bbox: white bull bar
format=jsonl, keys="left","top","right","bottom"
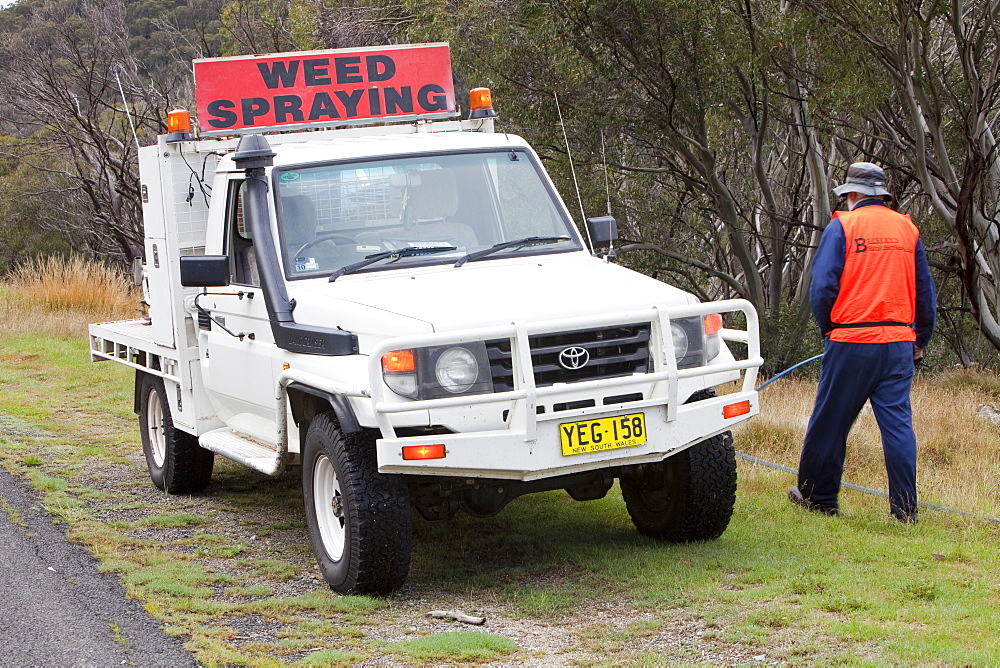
{"left": 367, "top": 299, "right": 763, "bottom": 480}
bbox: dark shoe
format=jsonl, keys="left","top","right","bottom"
{"left": 788, "top": 486, "right": 839, "bottom": 516}
{"left": 892, "top": 512, "right": 918, "bottom": 524}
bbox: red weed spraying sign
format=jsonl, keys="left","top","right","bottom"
{"left": 194, "top": 43, "right": 456, "bottom": 135}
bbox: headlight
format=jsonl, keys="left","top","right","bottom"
{"left": 668, "top": 314, "right": 724, "bottom": 369}
{"left": 670, "top": 316, "right": 712, "bottom": 369}
{"left": 382, "top": 342, "right": 493, "bottom": 399}
{"left": 670, "top": 322, "right": 690, "bottom": 360}
{"left": 435, "top": 347, "right": 479, "bottom": 393}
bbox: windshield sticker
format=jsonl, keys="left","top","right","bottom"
{"left": 280, "top": 172, "right": 300, "bottom": 182}
{"left": 294, "top": 257, "right": 319, "bottom": 272}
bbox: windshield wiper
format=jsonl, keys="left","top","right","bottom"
{"left": 453, "top": 236, "right": 572, "bottom": 268}
{"left": 329, "top": 245, "right": 458, "bottom": 282}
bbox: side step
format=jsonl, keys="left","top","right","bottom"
{"left": 200, "top": 428, "right": 284, "bottom": 476}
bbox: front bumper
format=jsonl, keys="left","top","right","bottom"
{"left": 367, "top": 299, "right": 762, "bottom": 481}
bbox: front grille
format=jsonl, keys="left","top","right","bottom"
{"left": 487, "top": 324, "right": 651, "bottom": 393}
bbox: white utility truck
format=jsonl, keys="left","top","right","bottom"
{"left": 90, "top": 43, "right": 763, "bottom": 595}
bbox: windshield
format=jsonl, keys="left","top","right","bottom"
{"left": 274, "top": 149, "right": 581, "bottom": 279}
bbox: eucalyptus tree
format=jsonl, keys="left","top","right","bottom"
{"left": 0, "top": 149, "right": 74, "bottom": 274}
{"left": 218, "top": 0, "right": 315, "bottom": 54}
{"left": 0, "top": 0, "right": 181, "bottom": 263}
{"left": 792, "top": 0, "right": 1000, "bottom": 354}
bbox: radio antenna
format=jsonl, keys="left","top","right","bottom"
{"left": 600, "top": 129, "right": 616, "bottom": 262}
{"left": 601, "top": 130, "right": 612, "bottom": 215}
{"left": 554, "top": 92, "right": 595, "bottom": 254}
{"left": 114, "top": 67, "right": 141, "bottom": 151}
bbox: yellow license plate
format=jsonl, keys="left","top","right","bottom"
{"left": 559, "top": 412, "right": 647, "bottom": 457}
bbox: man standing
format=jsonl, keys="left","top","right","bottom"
{"left": 790, "top": 162, "right": 936, "bottom": 522}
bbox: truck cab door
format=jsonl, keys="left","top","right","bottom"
{"left": 199, "top": 178, "right": 278, "bottom": 424}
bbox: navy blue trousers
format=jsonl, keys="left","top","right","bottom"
{"left": 798, "top": 341, "right": 917, "bottom": 519}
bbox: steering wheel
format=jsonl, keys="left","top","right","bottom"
{"left": 293, "top": 234, "right": 357, "bottom": 258}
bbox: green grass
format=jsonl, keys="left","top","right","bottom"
{"left": 138, "top": 514, "right": 212, "bottom": 528}
{"left": 386, "top": 631, "right": 519, "bottom": 661}
{"left": 3, "top": 330, "right": 1000, "bottom": 665}
{"left": 226, "top": 584, "right": 273, "bottom": 597}
{"left": 195, "top": 544, "right": 246, "bottom": 558}
{"left": 120, "top": 554, "right": 233, "bottom": 598}
{"left": 513, "top": 584, "right": 577, "bottom": 617}
{"left": 293, "top": 648, "right": 363, "bottom": 666}
{"left": 235, "top": 558, "right": 300, "bottom": 581}
{"left": 1, "top": 496, "right": 27, "bottom": 528}
{"left": 242, "top": 591, "right": 387, "bottom": 617}
{"left": 27, "top": 471, "right": 67, "bottom": 492}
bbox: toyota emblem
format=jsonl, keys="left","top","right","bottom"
{"left": 558, "top": 346, "right": 590, "bottom": 370}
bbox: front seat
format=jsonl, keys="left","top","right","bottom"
{"left": 404, "top": 170, "right": 479, "bottom": 249}
{"left": 281, "top": 195, "right": 318, "bottom": 257}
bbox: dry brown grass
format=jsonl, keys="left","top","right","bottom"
{"left": 740, "top": 370, "right": 1000, "bottom": 517}
{"left": 0, "top": 255, "right": 141, "bottom": 338}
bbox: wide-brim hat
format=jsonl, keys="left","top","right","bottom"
{"left": 832, "top": 161, "right": 893, "bottom": 199}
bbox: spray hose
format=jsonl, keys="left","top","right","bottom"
{"left": 746, "top": 354, "right": 1000, "bottom": 524}
{"left": 754, "top": 354, "right": 824, "bottom": 392}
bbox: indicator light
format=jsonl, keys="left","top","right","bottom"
{"left": 382, "top": 350, "right": 416, "bottom": 373}
{"left": 167, "top": 109, "right": 192, "bottom": 134}
{"left": 468, "top": 87, "right": 498, "bottom": 119}
{"left": 401, "top": 444, "right": 446, "bottom": 460}
{"left": 165, "top": 109, "right": 193, "bottom": 142}
{"left": 704, "top": 313, "right": 723, "bottom": 336}
{"left": 723, "top": 400, "right": 751, "bottom": 419}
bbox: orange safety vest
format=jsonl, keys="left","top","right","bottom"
{"left": 828, "top": 205, "right": 920, "bottom": 344}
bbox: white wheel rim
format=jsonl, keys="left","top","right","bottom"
{"left": 313, "top": 454, "right": 346, "bottom": 561}
{"left": 145, "top": 388, "right": 166, "bottom": 467}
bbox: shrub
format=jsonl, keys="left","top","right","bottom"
{"left": 1, "top": 255, "right": 139, "bottom": 337}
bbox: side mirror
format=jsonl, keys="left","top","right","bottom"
{"left": 180, "top": 255, "right": 231, "bottom": 287}
{"left": 586, "top": 216, "right": 618, "bottom": 247}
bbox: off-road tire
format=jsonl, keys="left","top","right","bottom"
{"left": 138, "top": 373, "right": 214, "bottom": 494}
{"left": 302, "top": 412, "right": 412, "bottom": 595}
{"left": 620, "top": 390, "right": 737, "bottom": 541}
